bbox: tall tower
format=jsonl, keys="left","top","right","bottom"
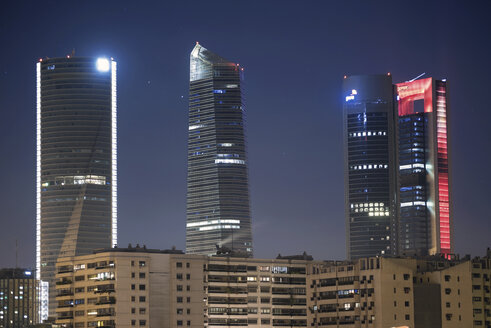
{"left": 395, "top": 78, "right": 452, "bottom": 257}
{"left": 36, "top": 56, "right": 117, "bottom": 316}
{"left": 186, "top": 43, "right": 253, "bottom": 256}
{"left": 343, "top": 75, "right": 398, "bottom": 259}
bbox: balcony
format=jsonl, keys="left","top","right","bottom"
{"left": 57, "top": 290, "right": 74, "bottom": 297}
{"left": 94, "top": 289, "right": 115, "bottom": 294}
{"left": 56, "top": 280, "right": 73, "bottom": 285}
{"left": 57, "top": 266, "right": 73, "bottom": 274}
{"left": 96, "top": 312, "right": 116, "bottom": 317}
{"left": 58, "top": 314, "right": 74, "bottom": 320}
{"left": 57, "top": 304, "right": 74, "bottom": 308}
{"left": 96, "top": 298, "right": 116, "bottom": 305}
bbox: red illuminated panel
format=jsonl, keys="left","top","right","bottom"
{"left": 396, "top": 78, "right": 433, "bottom": 116}
{"left": 436, "top": 82, "right": 451, "bottom": 257}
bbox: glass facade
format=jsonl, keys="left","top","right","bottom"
{"left": 36, "top": 56, "right": 117, "bottom": 316}
{"left": 343, "top": 75, "right": 397, "bottom": 259}
{"left": 398, "top": 113, "right": 431, "bottom": 255}
{"left": 186, "top": 44, "right": 253, "bottom": 256}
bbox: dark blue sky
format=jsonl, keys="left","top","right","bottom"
{"left": 1, "top": 1, "right": 490, "bottom": 268}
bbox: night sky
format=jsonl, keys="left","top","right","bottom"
{"left": 1, "top": 1, "right": 490, "bottom": 268}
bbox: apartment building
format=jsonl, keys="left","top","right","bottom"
{"left": 54, "top": 246, "right": 206, "bottom": 328}
{"left": 307, "top": 251, "right": 491, "bottom": 328}
{"left": 55, "top": 247, "right": 490, "bottom": 328}
{"left": 205, "top": 254, "right": 312, "bottom": 328}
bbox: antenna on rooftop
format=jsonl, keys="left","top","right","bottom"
{"left": 407, "top": 72, "right": 426, "bottom": 82}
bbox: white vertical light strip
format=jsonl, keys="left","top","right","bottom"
{"left": 36, "top": 62, "right": 41, "bottom": 281}
{"left": 111, "top": 60, "right": 117, "bottom": 247}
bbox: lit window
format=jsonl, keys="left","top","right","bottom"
{"left": 215, "top": 159, "right": 245, "bottom": 165}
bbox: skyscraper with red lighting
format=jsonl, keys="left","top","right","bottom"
{"left": 343, "top": 75, "right": 453, "bottom": 259}
{"left": 395, "top": 78, "right": 453, "bottom": 257}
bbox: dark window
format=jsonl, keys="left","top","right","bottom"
{"left": 177, "top": 297, "right": 183, "bottom": 303}
{"left": 131, "top": 284, "right": 135, "bottom": 290}
{"left": 177, "top": 321, "right": 183, "bottom": 326}
{"left": 186, "top": 263, "right": 190, "bottom": 268}
{"left": 139, "top": 272, "right": 145, "bottom": 279}
{"left": 405, "top": 315, "right": 410, "bottom": 320}
{"left": 177, "top": 273, "right": 183, "bottom": 280}
{"left": 139, "top": 296, "right": 146, "bottom": 302}
{"left": 403, "top": 274, "right": 410, "bottom": 280}
{"left": 131, "top": 272, "right": 135, "bottom": 278}
{"left": 131, "top": 308, "right": 135, "bottom": 314}
{"left": 139, "top": 284, "right": 146, "bottom": 291}
{"left": 177, "top": 308, "right": 183, "bottom": 314}
{"left": 139, "top": 261, "right": 146, "bottom": 267}
{"left": 186, "top": 274, "right": 191, "bottom": 280}
{"left": 177, "top": 285, "right": 183, "bottom": 291}
{"left": 177, "top": 262, "right": 183, "bottom": 268}
{"left": 187, "top": 297, "right": 191, "bottom": 303}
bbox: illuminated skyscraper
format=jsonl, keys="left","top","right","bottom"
{"left": 186, "top": 43, "right": 253, "bottom": 256}
{"left": 395, "top": 78, "right": 453, "bottom": 257}
{"left": 343, "top": 75, "right": 398, "bottom": 259}
{"left": 343, "top": 74, "right": 453, "bottom": 259}
{"left": 36, "top": 56, "right": 117, "bottom": 316}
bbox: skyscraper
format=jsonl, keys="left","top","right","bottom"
{"left": 343, "top": 75, "right": 398, "bottom": 259}
{"left": 186, "top": 43, "right": 253, "bottom": 256}
{"left": 396, "top": 77, "right": 452, "bottom": 257}
{"left": 36, "top": 56, "right": 117, "bottom": 315}
{"left": 343, "top": 74, "right": 453, "bottom": 259}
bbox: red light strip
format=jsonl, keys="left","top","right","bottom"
{"left": 436, "top": 83, "right": 451, "bottom": 257}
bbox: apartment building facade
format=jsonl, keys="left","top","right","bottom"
{"left": 204, "top": 255, "right": 311, "bottom": 328}
{"left": 55, "top": 248, "right": 490, "bottom": 328}
{"left": 54, "top": 247, "right": 206, "bottom": 328}
{"left": 307, "top": 252, "right": 491, "bottom": 328}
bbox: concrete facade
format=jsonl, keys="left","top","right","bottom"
{"left": 55, "top": 249, "right": 491, "bottom": 328}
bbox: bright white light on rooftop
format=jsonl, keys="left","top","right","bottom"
{"left": 96, "top": 58, "right": 110, "bottom": 72}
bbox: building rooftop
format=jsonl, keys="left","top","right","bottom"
{"left": 94, "top": 244, "right": 184, "bottom": 255}
{"left": 0, "top": 268, "right": 35, "bottom": 279}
